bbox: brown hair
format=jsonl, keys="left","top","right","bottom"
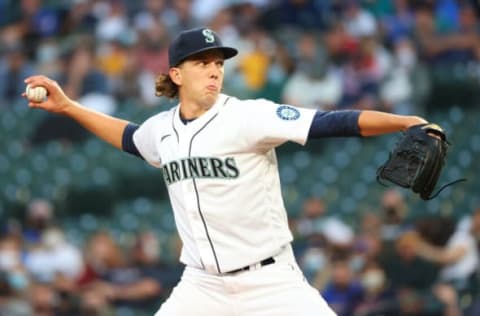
{"left": 155, "top": 73, "right": 179, "bottom": 99}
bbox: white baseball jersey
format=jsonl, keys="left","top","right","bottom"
{"left": 133, "top": 93, "right": 316, "bottom": 274}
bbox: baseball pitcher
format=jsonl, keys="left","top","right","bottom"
{"left": 24, "top": 28, "right": 431, "bottom": 316}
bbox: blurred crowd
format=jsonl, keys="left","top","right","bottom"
{"left": 1, "top": 198, "right": 183, "bottom": 316}
{"left": 1, "top": 0, "right": 480, "bottom": 115}
{"left": 292, "top": 189, "right": 480, "bottom": 316}
{"left": 2, "top": 0, "right": 480, "bottom": 315}
{"left": 1, "top": 190, "right": 480, "bottom": 316}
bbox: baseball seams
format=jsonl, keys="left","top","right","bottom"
{"left": 26, "top": 84, "right": 48, "bottom": 102}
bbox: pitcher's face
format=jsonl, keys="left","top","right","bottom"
{"left": 172, "top": 49, "right": 225, "bottom": 113}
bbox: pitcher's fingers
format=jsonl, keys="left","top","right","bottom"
{"left": 24, "top": 75, "right": 55, "bottom": 87}
{"left": 25, "top": 75, "right": 49, "bottom": 82}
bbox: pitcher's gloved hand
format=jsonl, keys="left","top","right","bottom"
{"left": 377, "top": 123, "right": 464, "bottom": 200}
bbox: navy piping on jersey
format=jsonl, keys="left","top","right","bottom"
{"left": 172, "top": 109, "right": 179, "bottom": 143}
{"left": 122, "top": 123, "right": 142, "bottom": 158}
{"left": 160, "top": 134, "right": 172, "bottom": 142}
{"left": 308, "top": 110, "right": 361, "bottom": 139}
{"left": 180, "top": 117, "right": 196, "bottom": 125}
{"left": 188, "top": 96, "right": 230, "bottom": 274}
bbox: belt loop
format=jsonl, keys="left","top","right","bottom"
{"left": 225, "top": 256, "right": 276, "bottom": 274}
{"left": 252, "top": 262, "right": 262, "bottom": 271}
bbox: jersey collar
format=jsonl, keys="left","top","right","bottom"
{"left": 173, "top": 94, "right": 229, "bottom": 133}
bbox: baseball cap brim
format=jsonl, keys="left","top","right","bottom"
{"left": 172, "top": 46, "right": 238, "bottom": 67}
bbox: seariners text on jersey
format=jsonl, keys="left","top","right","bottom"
{"left": 162, "top": 156, "right": 239, "bottom": 185}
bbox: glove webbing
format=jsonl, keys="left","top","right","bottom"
{"left": 411, "top": 136, "right": 466, "bottom": 200}
{"left": 413, "top": 137, "right": 445, "bottom": 199}
{"left": 377, "top": 127, "right": 467, "bottom": 200}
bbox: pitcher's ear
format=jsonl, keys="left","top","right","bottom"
{"left": 169, "top": 68, "right": 181, "bottom": 85}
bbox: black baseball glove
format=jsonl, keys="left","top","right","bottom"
{"left": 376, "top": 123, "right": 464, "bottom": 200}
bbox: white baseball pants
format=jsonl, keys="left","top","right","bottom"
{"left": 154, "top": 245, "right": 337, "bottom": 316}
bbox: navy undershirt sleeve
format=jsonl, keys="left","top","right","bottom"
{"left": 122, "top": 123, "right": 143, "bottom": 158}
{"left": 307, "top": 110, "right": 362, "bottom": 139}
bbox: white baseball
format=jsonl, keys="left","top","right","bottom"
{"left": 26, "top": 84, "right": 48, "bottom": 102}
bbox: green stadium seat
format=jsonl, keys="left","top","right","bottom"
{"left": 78, "top": 213, "right": 100, "bottom": 233}
{"left": 1, "top": 111, "right": 18, "bottom": 133}
{"left": 292, "top": 150, "right": 312, "bottom": 170}
{"left": 279, "top": 164, "right": 298, "bottom": 185}
{"left": 118, "top": 211, "right": 140, "bottom": 231}
{"left": 83, "top": 138, "right": 104, "bottom": 159}
{"left": 131, "top": 197, "right": 155, "bottom": 216}
{"left": 332, "top": 150, "right": 351, "bottom": 170}
{"left": 471, "top": 135, "right": 480, "bottom": 153}
{"left": 0, "top": 154, "right": 11, "bottom": 175}
{"left": 44, "top": 141, "right": 65, "bottom": 159}
{"left": 448, "top": 106, "right": 464, "bottom": 125}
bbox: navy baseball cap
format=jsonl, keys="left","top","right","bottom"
{"left": 168, "top": 28, "right": 238, "bottom": 67}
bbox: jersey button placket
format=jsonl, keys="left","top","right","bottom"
{"left": 181, "top": 131, "right": 218, "bottom": 273}
{"left": 177, "top": 132, "right": 212, "bottom": 271}
{"left": 186, "top": 180, "right": 217, "bottom": 273}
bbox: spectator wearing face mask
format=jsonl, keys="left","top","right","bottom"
{"left": 282, "top": 33, "right": 342, "bottom": 111}
{"left": 408, "top": 214, "right": 479, "bottom": 316}
{"left": 0, "top": 42, "right": 36, "bottom": 106}
{"left": 131, "top": 231, "right": 183, "bottom": 299}
{"left": 322, "top": 257, "right": 365, "bottom": 316}
{"left": 0, "top": 270, "right": 32, "bottom": 316}
{"left": 354, "top": 261, "right": 397, "bottom": 316}
{"left": 464, "top": 208, "right": 480, "bottom": 316}
{"left": 379, "top": 189, "right": 409, "bottom": 242}
{"left": 22, "top": 198, "right": 55, "bottom": 246}
{"left": 24, "top": 226, "right": 84, "bottom": 283}
{"left": 0, "top": 234, "right": 32, "bottom": 316}
{"left": 79, "top": 230, "right": 165, "bottom": 314}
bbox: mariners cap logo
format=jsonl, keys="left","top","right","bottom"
{"left": 168, "top": 27, "right": 238, "bottom": 67}
{"left": 276, "top": 105, "right": 300, "bottom": 121}
{"left": 202, "top": 29, "right": 215, "bottom": 43}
